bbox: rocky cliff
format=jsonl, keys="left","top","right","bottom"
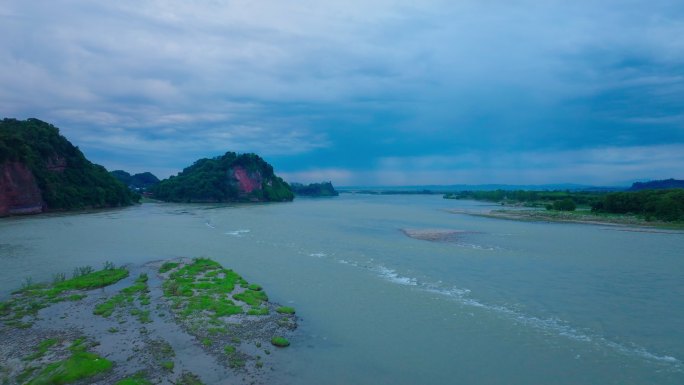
{"left": 0, "top": 118, "right": 137, "bottom": 216}
{"left": 151, "top": 152, "right": 294, "bottom": 203}
{"left": 0, "top": 162, "right": 44, "bottom": 215}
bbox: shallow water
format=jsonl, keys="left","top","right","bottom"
{"left": 1, "top": 195, "right": 683, "bottom": 384}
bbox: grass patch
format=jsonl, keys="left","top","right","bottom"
{"left": 1, "top": 266, "right": 129, "bottom": 328}
{"left": 232, "top": 289, "right": 268, "bottom": 307}
{"left": 276, "top": 306, "right": 295, "bottom": 315}
{"left": 247, "top": 307, "right": 269, "bottom": 316}
{"left": 270, "top": 336, "right": 290, "bottom": 348}
{"left": 24, "top": 338, "right": 58, "bottom": 361}
{"left": 247, "top": 284, "right": 262, "bottom": 291}
{"left": 224, "top": 345, "right": 236, "bottom": 355}
{"left": 115, "top": 374, "right": 153, "bottom": 385}
{"left": 159, "top": 262, "right": 179, "bottom": 273}
{"left": 161, "top": 361, "right": 175, "bottom": 371}
{"left": 27, "top": 340, "right": 112, "bottom": 385}
{"left": 177, "top": 371, "right": 205, "bottom": 385}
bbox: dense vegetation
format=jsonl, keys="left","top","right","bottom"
{"left": 629, "top": 178, "right": 684, "bottom": 191}
{"left": 110, "top": 170, "right": 159, "bottom": 191}
{"left": 290, "top": 181, "right": 339, "bottom": 196}
{"left": 0, "top": 118, "right": 138, "bottom": 210}
{"left": 444, "top": 190, "right": 602, "bottom": 208}
{"left": 151, "top": 152, "right": 293, "bottom": 202}
{"left": 592, "top": 189, "right": 684, "bottom": 222}
{"left": 445, "top": 188, "right": 684, "bottom": 222}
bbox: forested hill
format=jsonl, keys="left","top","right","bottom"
{"left": 0, "top": 118, "right": 137, "bottom": 216}
{"left": 151, "top": 152, "right": 293, "bottom": 203}
{"left": 290, "top": 181, "right": 339, "bottom": 197}
{"left": 111, "top": 170, "right": 159, "bottom": 191}
{"left": 629, "top": 179, "right": 684, "bottom": 191}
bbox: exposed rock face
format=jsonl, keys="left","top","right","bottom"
{"left": 0, "top": 162, "right": 44, "bottom": 216}
{"left": 230, "top": 166, "right": 263, "bottom": 195}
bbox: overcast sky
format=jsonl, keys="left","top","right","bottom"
{"left": 2, "top": 0, "right": 683, "bottom": 186}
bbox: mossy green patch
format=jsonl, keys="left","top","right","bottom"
{"left": 115, "top": 375, "right": 153, "bottom": 385}
{"left": 247, "top": 284, "right": 262, "bottom": 291}
{"left": 177, "top": 371, "right": 205, "bottom": 385}
{"left": 276, "top": 306, "right": 296, "bottom": 315}
{"left": 27, "top": 350, "right": 112, "bottom": 385}
{"left": 161, "top": 361, "right": 174, "bottom": 371}
{"left": 232, "top": 289, "right": 268, "bottom": 307}
{"left": 247, "top": 307, "right": 269, "bottom": 316}
{"left": 270, "top": 336, "right": 290, "bottom": 348}
{"left": 24, "top": 338, "right": 58, "bottom": 361}
{"left": 159, "top": 262, "right": 179, "bottom": 273}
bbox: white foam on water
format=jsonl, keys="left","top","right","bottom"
{"left": 375, "top": 266, "right": 418, "bottom": 286}
{"left": 365, "top": 262, "right": 681, "bottom": 370}
{"left": 205, "top": 222, "right": 216, "bottom": 229}
{"left": 225, "top": 229, "right": 250, "bottom": 236}
{"left": 423, "top": 282, "right": 681, "bottom": 369}
{"left": 310, "top": 253, "right": 327, "bottom": 258}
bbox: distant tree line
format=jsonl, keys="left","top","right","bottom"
{"left": 445, "top": 188, "right": 684, "bottom": 221}
{"left": 592, "top": 189, "right": 684, "bottom": 222}
{"left": 0, "top": 118, "right": 138, "bottom": 210}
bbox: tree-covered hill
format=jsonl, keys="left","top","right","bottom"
{"left": 0, "top": 118, "right": 137, "bottom": 214}
{"left": 629, "top": 179, "right": 684, "bottom": 191}
{"left": 151, "top": 152, "right": 293, "bottom": 203}
{"left": 290, "top": 181, "right": 339, "bottom": 197}
{"left": 111, "top": 170, "right": 160, "bottom": 191}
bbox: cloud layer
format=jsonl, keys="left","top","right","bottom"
{"left": 2, "top": 0, "right": 683, "bottom": 184}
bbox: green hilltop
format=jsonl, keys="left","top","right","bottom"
{"left": 0, "top": 118, "right": 137, "bottom": 213}
{"left": 151, "top": 152, "right": 294, "bottom": 203}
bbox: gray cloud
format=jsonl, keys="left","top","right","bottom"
{"left": 2, "top": 0, "right": 683, "bottom": 183}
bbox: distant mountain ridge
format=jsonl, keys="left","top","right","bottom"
{"left": 629, "top": 179, "right": 684, "bottom": 191}
{"left": 110, "top": 170, "right": 160, "bottom": 191}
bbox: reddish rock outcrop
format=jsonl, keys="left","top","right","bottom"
{"left": 229, "top": 166, "right": 263, "bottom": 195}
{"left": 0, "top": 162, "right": 45, "bottom": 216}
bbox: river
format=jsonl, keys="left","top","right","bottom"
{"left": 1, "top": 194, "right": 682, "bottom": 384}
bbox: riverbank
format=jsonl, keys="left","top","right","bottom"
{"left": 449, "top": 208, "right": 684, "bottom": 231}
{"left": 0, "top": 258, "right": 297, "bottom": 385}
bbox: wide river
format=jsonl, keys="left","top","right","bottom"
{"left": 1, "top": 194, "right": 683, "bottom": 384}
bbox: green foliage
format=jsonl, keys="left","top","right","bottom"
{"left": 275, "top": 306, "right": 296, "bottom": 315}
{"left": 0, "top": 118, "right": 139, "bottom": 210}
{"left": 24, "top": 338, "right": 58, "bottom": 361}
{"left": 27, "top": 341, "right": 112, "bottom": 385}
{"left": 550, "top": 198, "right": 577, "bottom": 211}
{"left": 159, "top": 262, "right": 179, "bottom": 273}
{"left": 592, "top": 189, "right": 684, "bottom": 222}
{"left": 151, "top": 152, "right": 293, "bottom": 203}
{"left": 232, "top": 289, "right": 268, "bottom": 307}
{"left": 115, "top": 373, "right": 153, "bottom": 385}
{"left": 444, "top": 189, "right": 602, "bottom": 207}
{"left": 290, "top": 181, "right": 339, "bottom": 196}
{"left": 110, "top": 170, "right": 159, "bottom": 191}
{"left": 270, "top": 336, "right": 290, "bottom": 347}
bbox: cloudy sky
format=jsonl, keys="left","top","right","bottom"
{"left": 2, "top": 0, "right": 684, "bottom": 186}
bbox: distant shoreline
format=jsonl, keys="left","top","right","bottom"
{"left": 449, "top": 208, "right": 684, "bottom": 231}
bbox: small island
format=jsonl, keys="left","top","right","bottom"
{"left": 0, "top": 258, "right": 297, "bottom": 385}
{"left": 151, "top": 152, "right": 294, "bottom": 203}
{"left": 290, "top": 181, "right": 339, "bottom": 197}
